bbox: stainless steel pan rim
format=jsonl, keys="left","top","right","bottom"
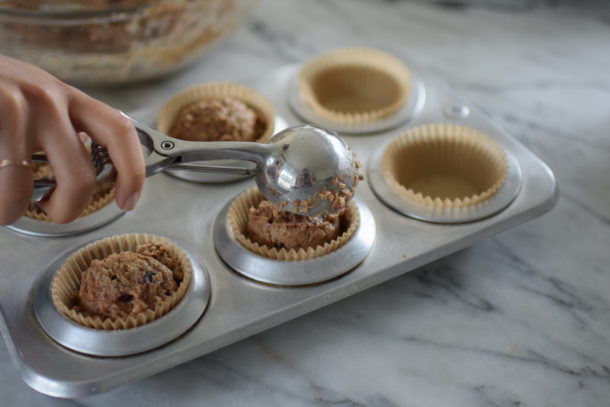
{"left": 287, "top": 68, "right": 426, "bottom": 135}
{"left": 368, "top": 141, "right": 523, "bottom": 224}
{"left": 5, "top": 202, "right": 124, "bottom": 238}
{"left": 213, "top": 197, "right": 376, "bottom": 286}
{"left": 33, "top": 241, "right": 211, "bottom": 357}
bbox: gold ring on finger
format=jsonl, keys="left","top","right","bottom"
{"left": 0, "top": 159, "right": 31, "bottom": 169}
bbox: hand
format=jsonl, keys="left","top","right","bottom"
{"left": 0, "top": 55, "right": 145, "bottom": 224}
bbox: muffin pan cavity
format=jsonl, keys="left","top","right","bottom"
{"left": 214, "top": 190, "right": 375, "bottom": 286}
{"left": 225, "top": 187, "right": 359, "bottom": 261}
{"left": 34, "top": 234, "right": 210, "bottom": 357}
{"left": 289, "top": 47, "right": 425, "bottom": 134}
{"left": 369, "top": 123, "right": 522, "bottom": 223}
{"left": 157, "top": 82, "right": 276, "bottom": 183}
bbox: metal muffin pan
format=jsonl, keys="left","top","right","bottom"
{"left": 0, "top": 54, "right": 557, "bottom": 398}
{"left": 214, "top": 197, "right": 376, "bottom": 286}
{"left": 34, "top": 242, "right": 211, "bottom": 357}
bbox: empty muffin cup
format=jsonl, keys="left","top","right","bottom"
{"left": 51, "top": 233, "right": 192, "bottom": 330}
{"left": 227, "top": 187, "right": 359, "bottom": 261}
{"left": 157, "top": 82, "right": 276, "bottom": 183}
{"left": 382, "top": 124, "right": 508, "bottom": 209}
{"left": 298, "top": 47, "right": 412, "bottom": 126}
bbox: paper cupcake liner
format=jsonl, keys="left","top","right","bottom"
{"left": 298, "top": 47, "right": 411, "bottom": 125}
{"left": 382, "top": 124, "right": 508, "bottom": 209}
{"left": 157, "top": 81, "right": 275, "bottom": 142}
{"left": 227, "top": 188, "right": 359, "bottom": 261}
{"left": 51, "top": 233, "right": 193, "bottom": 330}
{"left": 25, "top": 185, "right": 116, "bottom": 221}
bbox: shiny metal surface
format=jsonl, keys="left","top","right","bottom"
{"left": 253, "top": 125, "right": 358, "bottom": 216}
{"left": 288, "top": 67, "right": 426, "bottom": 134}
{"left": 33, "top": 244, "right": 211, "bottom": 357}
{"left": 443, "top": 104, "right": 471, "bottom": 119}
{"left": 214, "top": 199, "right": 376, "bottom": 286}
{"left": 166, "top": 159, "right": 257, "bottom": 183}
{"left": 0, "top": 62, "right": 558, "bottom": 398}
{"left": 136, "top": 120, "right": 359, "bottom": 216}
{"left": 368, "top": 143, "right": 522, "bottom": 223}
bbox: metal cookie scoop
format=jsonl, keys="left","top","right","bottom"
{"left": 32, "top": 121, "right": 359, "bottom": 216}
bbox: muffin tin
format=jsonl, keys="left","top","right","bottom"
{"left": 0, "top": 49, "right": 557, "bottom": 398}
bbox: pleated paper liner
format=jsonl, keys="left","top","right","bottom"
{"left": 157, "top": 81, "right": 275, "bottom": 142}
{"left": 25, "top": 185, "right": 116, "bottom": 221}
{"left": 298, "top": 47, "right": 411, "bottom": 126}
{"left": 382, "top": 124, "right": 508, "bottom": 209}
{"left": 227, "top": 187, "right": 359, "bottom": 261}
{"left": 51, "top": 233, "right": 193, "bottom": 331}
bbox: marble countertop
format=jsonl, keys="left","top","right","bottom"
{"left": 3, "top": 0, "right": 610, "bottom": 405}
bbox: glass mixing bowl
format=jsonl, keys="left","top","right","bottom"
{"left": 0, "top": 0, "right": 259, "bottom": 85}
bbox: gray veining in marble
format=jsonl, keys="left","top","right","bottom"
{"left": 2, "top": 0, "right": 610, "bottom": 405}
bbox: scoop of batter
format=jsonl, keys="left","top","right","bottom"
{"left": 246, "top": 200, "right": 346, "bottom": 250}
{"left": 170, "top": 97, "right": 266, "bottom": 142}
{"left": 78, "top": 251, "right": 178, "bottom": 320}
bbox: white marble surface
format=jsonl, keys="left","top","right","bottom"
{"left": 3, "top": 0, "right": 610, "bottom": 405}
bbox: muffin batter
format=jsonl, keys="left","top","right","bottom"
{"left": 246, "top": 200, "right": 346, "bottom": 250}
{"left": 78, "top": 251, "right": 178, "bottom": 320}
{"left": 135, "top": 242, "right": 184, "bottom": 281}
{"left": 170, "top": 97, "right": 266, "bottom": 142}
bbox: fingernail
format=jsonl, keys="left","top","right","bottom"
{"left": 122, "top": 192, "right": 140, "bottom": 211}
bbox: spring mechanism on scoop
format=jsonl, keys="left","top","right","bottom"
{"left": 91, "top": 143, "right": 112, "bottom": 174}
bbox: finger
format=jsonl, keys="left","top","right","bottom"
{"left": 0, "top": 82, "right": 33, "bottom": 225}
{"left": 68, "top": 90, "right": 145, "bottom": 211}
{"left": 36, "top": 109, "right": 97, "bottom": 224}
